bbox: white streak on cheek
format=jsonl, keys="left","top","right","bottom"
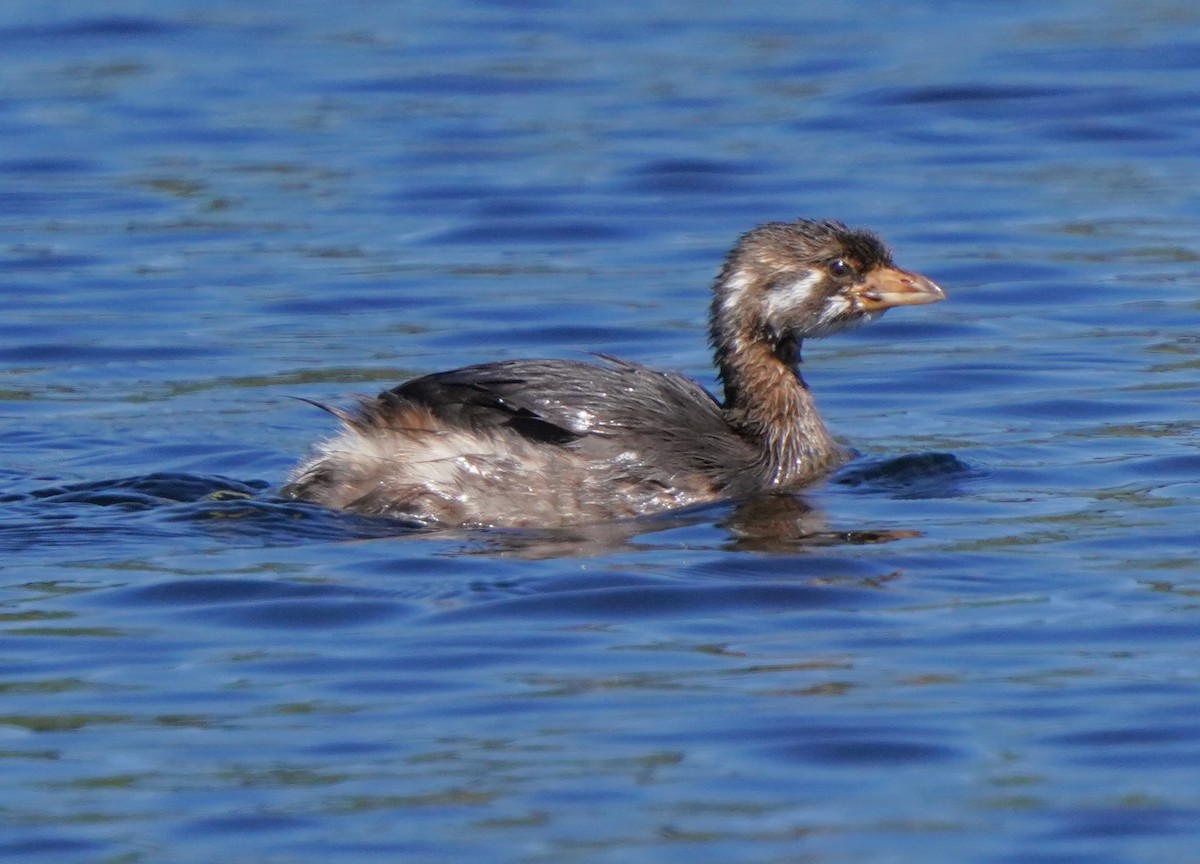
{"left": 763, "top": 270, "right": 823, "bottom": 321}
{"left": 816, "top": 296, "right": 851, "bottom": 328}
{"left": 805, "top": 296, "right": 876, "bottom": 338}
{"left": 719, "top": 270, "right": 754, "bottom": 317}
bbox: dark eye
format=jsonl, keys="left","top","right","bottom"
{"left": 828, "top": 259, "right": 855, "bottom": 280}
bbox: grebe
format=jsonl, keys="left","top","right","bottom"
{"left": 283, "top": 219, "right": 944, "bottom": 527}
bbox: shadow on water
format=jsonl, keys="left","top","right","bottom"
{"left": 833, "top": 452, "right": 986, "bottom": 499}
{"left": 0, "top": 472, "right": 399, "bottom": 549}
{"left": 1, "top": 451, "right": 977, "bottom": 557}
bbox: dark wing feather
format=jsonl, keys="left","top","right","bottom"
{"left": 385, "top": 357, "right": 729, "bottom": 443}
{"left": 385, "top": 362, "right": 583, "bottom": 444}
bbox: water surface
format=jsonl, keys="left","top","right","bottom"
{"left": 3, "top": 1, "right": 1200, "bottom": 862}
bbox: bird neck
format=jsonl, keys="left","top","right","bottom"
{"left": 717, "top": 337, "right": 842, "bottom": 486}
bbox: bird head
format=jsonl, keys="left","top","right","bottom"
{"left": 710, "top": 219, "right": 944, "bottom": 363}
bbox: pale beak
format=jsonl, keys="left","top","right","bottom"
{"left": 850, "top": 266, "right": 945, "bottom": 312}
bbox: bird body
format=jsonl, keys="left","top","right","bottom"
{"left": 283, "top": 219, "right": 944, "bottom": 527}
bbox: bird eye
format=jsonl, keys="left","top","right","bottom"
{"left": 827, "top": 259, "right": 855, "bottom": 280}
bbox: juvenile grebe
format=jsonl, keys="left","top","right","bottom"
{"left": 283, "top": 219, "right": 944, "bottom": 527}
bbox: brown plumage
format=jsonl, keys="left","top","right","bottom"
{"left": 283, "top": 219, "right": 944, "bottom": 527}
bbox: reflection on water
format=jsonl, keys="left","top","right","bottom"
{"left": 4, "top": 0, "right": 1200, "bottom": 862}
{"left": 4, "top": 460, "right": 945, "bottom": 558}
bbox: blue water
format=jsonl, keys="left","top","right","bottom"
{"left": 4, "top": 1, "right": 1200, "bottom": 861}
